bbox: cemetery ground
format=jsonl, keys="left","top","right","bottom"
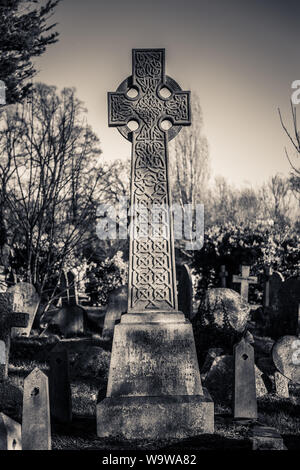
{"left": 6, "top": 328, "right": 300, "bottom": 451}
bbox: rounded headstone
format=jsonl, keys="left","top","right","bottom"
{"left": 272, "top": 335, "right": 300, "bottom": 384}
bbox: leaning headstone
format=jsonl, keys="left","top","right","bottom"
{"left": 49, "top": 344, "right": 72, "bottom": 424}
{"left": 272, "top": 335, "right": 300, "bottom": 384}
{"left": 232, "top": 265, "right": 257, "bottom": 303}
{"left": 176, "top": 264, "right": 193, "bottom": 319}
{"left": 233, "top": 337, "right": 257, "bottom": 420}
{"left": 0, "top": 293, "right": 29, "bottom": 380}
{"left": 250, "top": 424, "right": 287, "bottom": 450}
{"left": 219, "top": 265, "right": 228, "bottom": 288}
{"left": 22, "top": 368, "right": 51, "bottom": 450}
{"left": 0, "top": 412, "right": 22, "bottom": 450}
{"left": 274, "top": 371, "right": 289, "bottom": 398}
{"left": 102, "top": 286, "right": 127, "bottom": 339}
{"left": 97, "top": 48, "right": 214, "bottom": 440}
{"left": 9, "top": 282, "right": 40, "bottom": 337}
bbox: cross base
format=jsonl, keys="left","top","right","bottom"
{"left": 97, "top": 392, "right": 214, "bottom": 440}
{"left": 97, "top": 312, "right": 214, "bottom": 439}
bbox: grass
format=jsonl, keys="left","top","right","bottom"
{"left": 2, "top": 333, "right": 300, "bottom": 450}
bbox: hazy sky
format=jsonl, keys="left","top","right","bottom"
{"left": 36, "top": 0, "right": 300, "bottom": 187}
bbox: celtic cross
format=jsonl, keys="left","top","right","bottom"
{"left": 108, "top": 49, "right": 191, "bottom": 312}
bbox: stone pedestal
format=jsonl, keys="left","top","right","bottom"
{"left": 97, "top": 313, "right": 214, "bottom": 439}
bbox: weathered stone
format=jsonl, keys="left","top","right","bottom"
{"left": 22, "top": 368, "right": 51, "bottom": 450}
{"left": 0, "top": 382, "right": 23, "bottom": 419}
{"left": 176, "top": 264, "right": 193, "bottom": 319}
{"left": 67, "top": 271, "right": 78, "bottom": 306}
{"left": 204, "top": 355, "right": 267, "bottom": 406}
{"left": 200, "top": 288, "right": 251, "bottom": 333}
{"left": 71, "top": 346, "right": 110, "bottom": 380}
{"left": 49, "top": 344, "right": 72, "bottom": 424}
{"left": 46, "top": 305, "right": 85, "bottom": 337}
{"left": 232, "top": 265, "right": 257, "bottom": 302}
{"left": 97, "top": 48, "right": 213, "bottom": 440}
{"left": 233, "top": 338, "right": 257, "bottom": 420}
{"left": 250, "top": 425, "right": 287, "bottom": 450}
{"left": 102, "top": 286, "right": 127, "bottom": 339}
{"left": 0, "top": 412, "right": 21, "bottom": 450}
{"left": 272, "top": 335, "right": 300, "bottom": 384}
{"left": 274, "top": 371, "right": 289, "bottom": 398}
{"left": 201, "top": 348, "right": 224, "bottom": 375}
{"left": 9, "top": 282, "right": 40, "bottom": 337}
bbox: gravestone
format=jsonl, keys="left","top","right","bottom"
{"left": 45, "top": 270, "right": 85, "bottom": 337}
{"left": 102, "top": 286, "right": 127, "bottom": 339}
{"left": 274, "top": 371, "right": 289, "bottom": 398}
{"left": 49, "top": 344, "right": 72, "bottom": 424}
{"left": 219, "top": 265, "right": 228, "bottom": 288}
{"left": 233, "top": 337, "right": 257, "bottom": 420}
{"left": 263, "top": 267, "right": 272, "bottom": 308}
{"left": 269, "top": 271, "right": 284, "bottom": 313}
{"left": 250, "top": 424, "right": 287, "bottom": 450}
{"left": 22, "top": 368, "right": 51, "bottom": 450}
{"left": 97, "top": 48, "right": 214, "bottom": 440}
{"left": 9, "top": 282, "right": 40, "bottom": 337}
{"left": 0, "top": 293, "right": 29, "bottom": 381}
{"left": 0, "top": 412, "right": 22, "bottom": 450}
{"left": 232, "top": 265, "right": 257, "bottom": 302}
{"left": 272, "top": 335, "right": 300, "bottom": 384}
{"left": 176, "top": 263, "right": 193, "bottom": 319}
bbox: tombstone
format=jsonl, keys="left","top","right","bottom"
{"left": 219, "top": 265, "right": 228, "bottom": 288}
{"left": 263, "top": 266, "right": 272, "bottom": 308}
{"left": 268, "top": 271, "right": 284, "bottom": 313}
{"left": 9, "top": 282, "right": 40, "bottom": 337}
{"left": 49, "top": 344, "right": 72, "bottom": 424}
{"left": 67, "top": 271, "right": 78, "bottom": 306}
{"left": 102, "top": 286, "right": 127, "bottom": 339}
{"left": 22, "top": 368, "right": 51, "bottom": 450}
{"left": 0, "top": 81, "right": 6, "bottom": 105}
{"left": 176, "top": 263, "right": 193, "bottom": 319}
{"left": 250, "top": 424, "right": 286, "bottom": 450}
{"left": 45, "top": 270, "right": 85, "bottom": 337}
{"left": 0, "top": 293, "right": 29, "bottom": 381}
{"left": 0, "top": 413, "right": 22, "bottom": 450}
{"left": 233, "top": 337, "right": 257, "bottom": 420}
{"left": 274, "top": 371, "right": 289, "bottom": 398}
{"left": 97, "top": 49, "right": 214, "bottom": 440}
{"left": 232, "top": 265, "right": 257, "bottom": 303}
{"left": 272, "top": 335, "right": 300, "bottom": 384}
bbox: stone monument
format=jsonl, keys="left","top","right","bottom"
{"left": 97, "top": 49, "right": 214, "bottom": 439}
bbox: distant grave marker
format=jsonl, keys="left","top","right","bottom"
{"left": 219, "top": 265, "right": 228, "bottom": 288}
{"left": 232, "top": 265, "right": 257, "bottom": 302}
{"left": 22, "top": 368, "right": 51, "bottom": 450}
{"left": 9, "top": 282, "right": 40, "bottom": 337}
{"left": 233, "top": 337, "right": 257, "bottom": 420}
{"left": 176, "top": 263, "right": 193, "bottom": 319}
{"left": 102, "top": 286, "right": 127, "bottom": 339}
{"left": 272, "top": 335, "right": 300, "bottom": 384}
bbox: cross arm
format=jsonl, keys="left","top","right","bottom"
{"left": 164, "top": 91, "right": 191, "bottom": 126}
{"left": 108, "top": 92, "right": 137, "bottom": 127}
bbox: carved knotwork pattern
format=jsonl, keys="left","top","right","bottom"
{"left": 108, "top": 49, "right": 190, "bottom": 311}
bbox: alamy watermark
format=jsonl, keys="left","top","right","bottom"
{"left": 96, "top": 197, "right": 204, "bottom": 250}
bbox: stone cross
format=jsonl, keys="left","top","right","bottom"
{"left": 233, "top": 337, "right": 257, "bottom": 420}
{"left": 22, "top": 368, "right": 51, "bottom": 450}
{"left": 0, "top": 293, "right": 29, "bottom": 380}
{"left": 232, "top": 265, "right": 257, "bottom": 303}
{"left": 219, "top": 265, "right": 228, "bottom": 288}
{"left": 108, "top": 49, "right": 190, "bottom": 313}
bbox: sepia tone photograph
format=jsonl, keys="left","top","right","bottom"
{"left": 0, "top": 0, "right": 299, "bottom": 459}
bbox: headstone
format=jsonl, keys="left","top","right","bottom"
{"left": 102, "top": 286, "right": 127, "bottom": 339}
{"left": 263, "top": 266, "right": 272, "bottom": 308}
{"left": 49, "top": 344, "right": 72, "bottom": 424}
{"left": 232, "top": 265, "right": 257, "bottom": 302}
{"left": 269, "top": 271, "right": 284, "bottom": 313}
{"left": 233, "top": 338, "right": 257, "bottom": 420}
{"left": 272, "top": 335, "right": 300, "bottom": 384}
{"left": 9, "top": 282, "right": 40, "bottom": 337}
{"left": 60, "top": 270, "right": 69, "bottom": 307}
{"left": 0, "top": 412, "right": 22, "bottom": 450}
{"left": 274, "top": 371, "right": 289, "bottom": 398}
{"left": 67, "top": 271, "right": 78, "bottom": 306}
{"left": 219, "top": 265, "right": 228, "bottom": 288}
{"left": 22, "top": 368, "right": 51, "bottom": 450}
{"left": 0, "top": 293, "right": 29, "bottom": 381}
{"left": 250, "top": 425, "right": 287, "bottom": 450}
{"left": 176, "top": 264, "right": 193, "bottom": 319}
{"left": 97, "top": 48, "right": 214, "bottom": 440}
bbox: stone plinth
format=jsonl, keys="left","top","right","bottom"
{"left": 97, "top": 313, "right": 214, "bottom": 439}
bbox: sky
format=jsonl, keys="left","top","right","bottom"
{"left": 36, "top": 0, "right": 300, "bottom": 187}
